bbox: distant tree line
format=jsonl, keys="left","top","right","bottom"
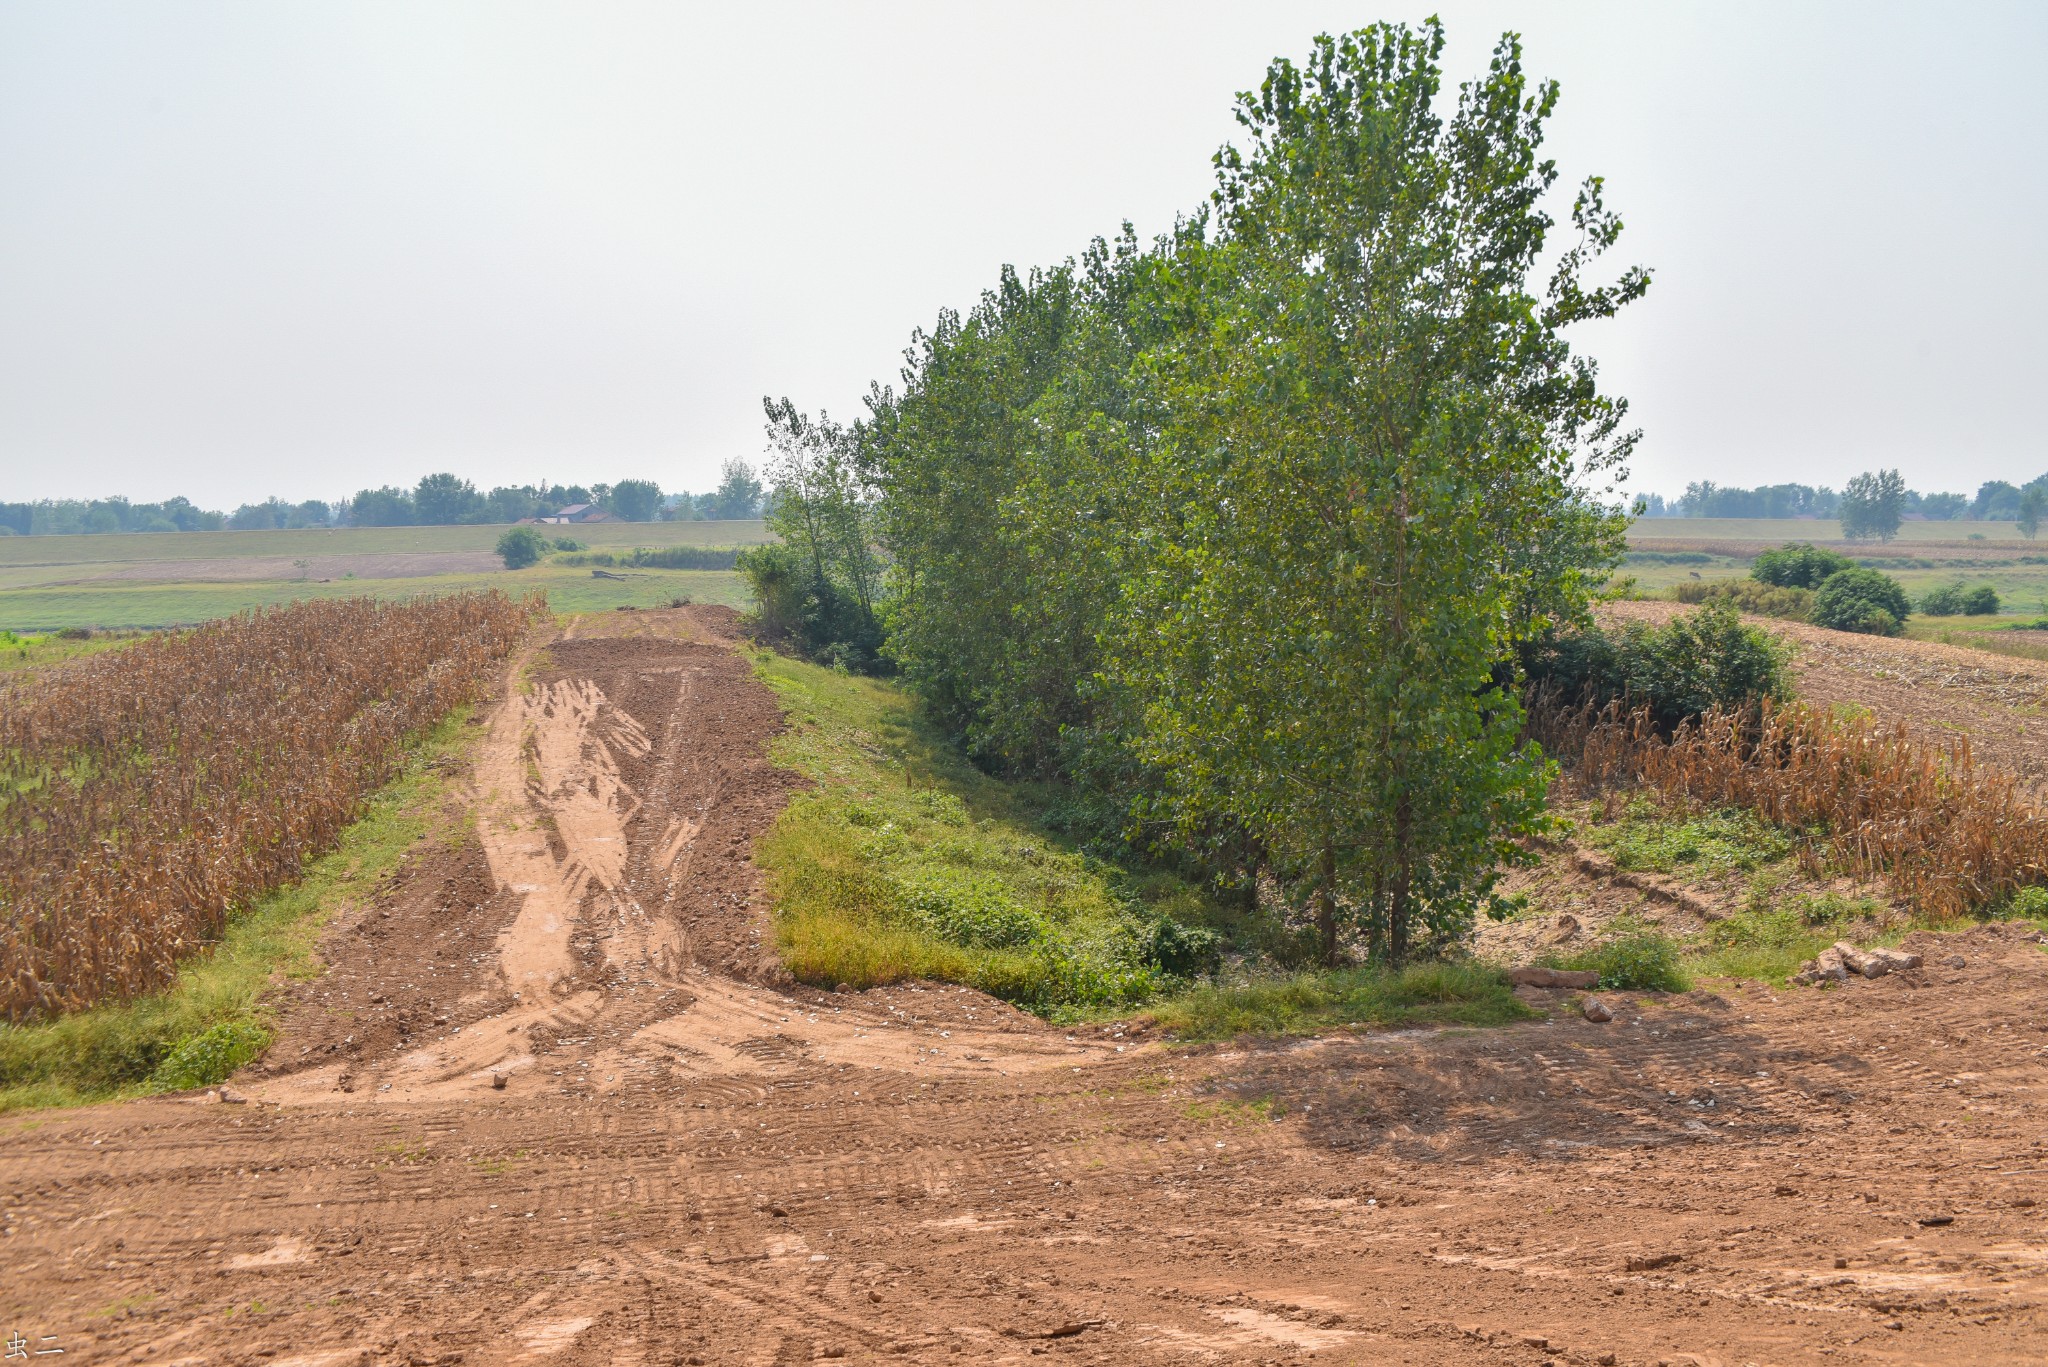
{"left": 0, "top": 460, "right": 766, "bottom": 535}
{"left": 1638, "top": 474, "right": 2046, "bottom": 523}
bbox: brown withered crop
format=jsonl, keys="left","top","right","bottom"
{"left": 0, "top": 591, "right": 545, "bottom": 1021}
{"left": 1527, "top": 690, "right": 2048, "bottom": 919}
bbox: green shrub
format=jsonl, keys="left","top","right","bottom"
{"left": 896, "top": 870, "right": 1046, "bottom": 949}
{"left": 550, "top": 536, "right": 585, "bottom": 552}
{"left": 1558, "top": 929, "right": 1689, "bottom": 992}
{"left": 495, "top": 526, "right": 549, "bottom": 569}
{"left": 1919, "top": 582, "right": 1996, "bottom": 617}
{"left": 1810, "top": 567, "right": 1910, "bottom": 635}
{"left": 1919, "top": 584, "right": 1966, "bottom": 616}
{"left": 738, "top": 543, "right": 885, "bottom": 671}
{"left": 1672, "top": 577, "right": 1813, "bottom": 620}
{"left": 145, "top": 1019, "right": 270, "bottom": 1092}
{"left": 1999, "top": 886, "right": 2048, "bottom": 920}
{"left": 1522, "top": 602, "right": 1790, "bottom": 731}
{"left": 1752, "top": 542, "right": 1856, "bottom": 589}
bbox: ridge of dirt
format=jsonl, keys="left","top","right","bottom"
{"left": 5, "top": 605, "right": 2047, "bottom": 1364}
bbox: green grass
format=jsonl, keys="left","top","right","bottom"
{"left": 0, "top": 628, "right": 142, "bottom": 673}
{"left": 1548, "top": 923, "right": 1693, "bottom": 992}
{"left": 0, "top": 708, "right": 477, "bottom": 1111}
{"left": 1686, "top": 889, "right": 1893, "bottom": 984}
{"left": 751, "top": 651, "right": 1225, "bottom": 1015}
{"left": 0, "top": 518, "right": 772, "bottom": 567}
{"left": 0, "top": 566, "right": 749, "bottom": 631}
{"left": 1138, "top": 962, "right": 1534, "bottom": 1041}
{"left": 1579, "top": 799, "right": 1793, "bottom": 877}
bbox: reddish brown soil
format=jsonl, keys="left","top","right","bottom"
{"left": 6, "top": 605, "right": 2048, "bottom": 1366}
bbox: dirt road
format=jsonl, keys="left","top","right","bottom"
{"left": 6, "top": 607, "right": 2047, "bottom": 1366}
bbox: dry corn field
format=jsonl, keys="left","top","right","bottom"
{"left": 0, "top": 591, "right": 544, "bottom": 1021}
{"left": 1527, "top": 689, "right": 2048, "bottom": 917}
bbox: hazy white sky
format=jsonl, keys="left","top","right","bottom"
{"left": 2, "top": 1, "right": 2043, "bottom": 508}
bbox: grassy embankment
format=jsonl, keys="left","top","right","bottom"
{"left": 750, "top": 650, "right": 1531, "bottom": 1038}
{"left": 0, "top": 709, "right": 475, "bottom": 1111}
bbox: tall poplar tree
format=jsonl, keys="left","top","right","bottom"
{"left": 1108, "top": 23, "right": 1647, "bottom": 963}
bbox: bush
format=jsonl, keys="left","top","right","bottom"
{"left": 550, "top": 537, "right": 584, "bottom": 552}
{"left": 1919, "top": 584, "right": 1966, "bottom": 616}
{"left": 145, "top": 1019, "right": 270, "bottom": 1092}
{"left": 1810, "top": 567, "right": 1910, "bottom": 634}
{"left": 1522, "top": 602, "right": 1790, "bottom": 732}
{"left": 738, "top": 542, "right": 885, "bottom": 671}
{"left": 1556, "top": 928, "right": 1689, "bottom": 992}
{"left": 1672, "top": 578, "right": 1813, "bottom": 620}
{"left": 495, "top": 526, "right": 549, "bottom": 569}
{"left": 1919, "top": 582, "right": 1995, "bottom": 617}
{"left": 1752, "top": 542, "right": 1855, "bottom": 589}
{"left": 2000, "top": 886, "right": 2048, "bottom": 920}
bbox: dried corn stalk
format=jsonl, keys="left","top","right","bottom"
{"left": 0, "top": 591, "right": 545, "bottom": 1020}
{"left": 1525, "top": 687, "right": 2048, "bottom": 919}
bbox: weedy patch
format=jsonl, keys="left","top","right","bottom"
{"left": 1140, "top": 961, "right": 1532, "bottom": 1042}
{"left": 752, "top": 651, "right": 1224, "bottom": 1015}
{"left": 1580, "top": 798, "right": 1792, "bottom": 877}
{"left": 1184, "top": 1097, "right": 1283, "bottom": 1124}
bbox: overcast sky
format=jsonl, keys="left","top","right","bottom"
{"left": 2, "top": 1, "right": 2043, "bottom": 509}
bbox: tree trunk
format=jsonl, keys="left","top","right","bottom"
{"left": 1387, "top": 800, "right": 1414, "bottom": 966}
{"left": 1314, "top": 840, "right": 1339, "bottom": 966}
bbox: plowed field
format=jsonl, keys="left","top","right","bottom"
{"left": 5, "top": 606, "right": 2046, "bottom": 1366}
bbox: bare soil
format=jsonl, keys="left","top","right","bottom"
{"left": 6, "top": 605, "right": 2048, "bottom": 1366}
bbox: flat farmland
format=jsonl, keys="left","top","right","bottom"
{"left": 1625, "top": 517, "right": 2048, "bottom": 622}
{"left": 0, "top": 520, "right": 770, "bottom": 629}
{"left": 1630, "top": 516, "right": 2033, "bottom": 547}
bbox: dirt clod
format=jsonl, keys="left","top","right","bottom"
{"left": 1582, "top": 996, "right": 1615, "bottom": 1022}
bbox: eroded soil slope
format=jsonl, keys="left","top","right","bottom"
{"left": 5, "top": 606, "right": 2047, "bottom": 1366}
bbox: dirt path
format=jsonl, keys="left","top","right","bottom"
{"left": 6, "top": 606, "right": 2048, "bottom": 1365}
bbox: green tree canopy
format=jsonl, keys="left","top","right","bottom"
{"left": 1839, "top": 468, "right": 1905, "bottom": 541}
{"left": 413, "top": 472, "right": 482, "bottom": 526}
{"left": 608, "top": 479, "right": 664, "bottom": 522}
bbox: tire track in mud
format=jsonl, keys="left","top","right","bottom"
{"left": 7, "top": 608, "right": 2048, "bottom": 1366}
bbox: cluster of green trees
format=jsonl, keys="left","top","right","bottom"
{"left": 0, "top": 496, "right": 232, "bottom": 536}
{"left": 758, "top": 22, "right": 1649, "bottom": 965}
{"left": 343, "top": 463, "right": 763, "bottom": 527}
{"left": 1640, "top": 474, "right": 2046, "bottom": 533}
{"left": 2, "top": 462, "right": 770, "bottom": 536}
{"left": 1750, "top": 542, "right": 1913, "bottom": 634}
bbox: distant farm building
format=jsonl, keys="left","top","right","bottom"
{"left": 516, "top": 503, "right": 618, "bottom": 526}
